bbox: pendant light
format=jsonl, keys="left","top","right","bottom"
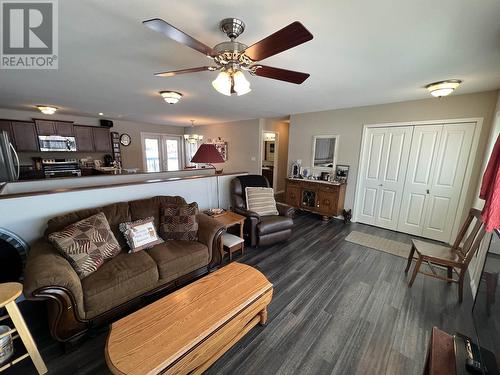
{"left": 184, "top": 120, "right": 203, "bottom": 144}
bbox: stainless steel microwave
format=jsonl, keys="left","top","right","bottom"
{"left": 38, "top": 135, "right": 77, "bottom": 152}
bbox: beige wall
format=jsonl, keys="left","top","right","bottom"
{"left": 187, "top": 119, "right": 261, "bottom": 174}
{"left": 0, "top": 108, "right": 183, "bottom": 170}
{"left": 289, "top": 90, "right": 499, "bottom": 220}
{"left": 469, "top": 91, "right": 500, "bottom": 294}
{"left": 473, "top": 91, "right": 500, "bottom": 208}
{"left": 262, "top": 118, "right": 290, "bottom": 192}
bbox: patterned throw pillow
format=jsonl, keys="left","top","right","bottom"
{"left": 48, "top": 212, "right": 121, "bottom": 279}
{"left": 245, "top": 187, "right": 279, "bottom": 216}
{"left": 159, "top": 203, "right": 199, "bottom": 241}
{"left": 119, "top": 217, "right": 164, "bottom": 253}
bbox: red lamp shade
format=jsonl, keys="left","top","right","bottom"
{"left": 191, "top": 144, "right": 225, "bottom": 164}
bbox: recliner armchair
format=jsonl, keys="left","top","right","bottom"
{"left": 230, "top": 175, "right": 294, "bottom": 247}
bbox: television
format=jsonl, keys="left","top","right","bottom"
{"left": 472, "top": 231, "right": 500, "bottom": 374}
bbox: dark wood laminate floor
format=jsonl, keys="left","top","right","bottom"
{"left": 5, "top": 213, "right": 474, "bottom": 375}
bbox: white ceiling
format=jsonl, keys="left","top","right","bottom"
{"left": 1, "top": 0, "right": 500, "bottom": 126}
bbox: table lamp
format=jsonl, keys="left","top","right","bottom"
{"left": 191, "top": 144, "right": 225, "bottom": 173}
{"left": 191, "top": 144, "right": 225, "bottom": 208}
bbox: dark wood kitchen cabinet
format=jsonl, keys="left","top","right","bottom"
{"left": 74, "top": 125, "right": 94, "bottom": 152}
{"left": 55, "top": 121, "right": 74, "bottom": 136}
{"left": 34, "top": 119, "right": 56, "bottom": 135}
{"left": 11, "top": 121, "right": 39, "bottom": 151}
{"left": 0, "top": 120, "right": 13, "bottom": 141}
{"left": 34, "top": 119, "right": 74, "bottom": 136}
{"left": 92, "top": 127, "right": 112, "bottom": 152}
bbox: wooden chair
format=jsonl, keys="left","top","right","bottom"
{"left": 404, "top": 208, "right": 486, "bottom": 303}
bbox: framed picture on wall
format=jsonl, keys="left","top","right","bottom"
{"left": 214, "top": 140, "right": 228, "bottom": 161}
{"left": 335, "top": 165, "right": 349, "bottom": 183}
{"left": 206, "top": 137, "right": 228, "bottom": 161}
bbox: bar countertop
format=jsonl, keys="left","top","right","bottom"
{"left": 0, "top": 170, "right": 247, "bottom": 200}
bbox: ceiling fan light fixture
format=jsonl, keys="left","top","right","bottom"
{"left": 36, "top": 105, "right": 57, "bottom": 115}
{"left": 233, "top": 70, "right": 251, "bottom": 96}
{"left": 212, "top": 71, "right": 232, "bottom": 96}
{"left": 425, "top": 80, "right": 462, "bottom": 97}
{"left": 159, "top": 91, "right": 183, "bottom": 104}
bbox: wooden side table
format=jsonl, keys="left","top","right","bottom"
{"left": 209, "top": 211, "right": 246, "bottom": 262}
{"left": 211, "top": 211, "right": 245, "bottom": 239}
{"left": 0, "top": 282, "right": 47, "bottom": 374}
{"left": 423, "top": 327, "right": 456, "bottom": 375}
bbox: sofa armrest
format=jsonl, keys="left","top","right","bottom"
{"left": 276, "top": 202, "right": 295, "bottom": 218}
{"left": 24, "top": 239, "right": 85, "bottom": 319}
{"left": 196, "top": 214, "right": 226, "bottom": 268}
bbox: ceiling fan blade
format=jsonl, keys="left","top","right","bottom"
{"left": 143, "top": 18, "right": 215, "bottom": 56}
{"left": 245, "top": 21, "right": 313, "bottom": 61}
{"left": 154, "top": 66, "right": 216, "bottom": 77}
{"left": 253, "top": 65, "right": 310, "bottom": 84}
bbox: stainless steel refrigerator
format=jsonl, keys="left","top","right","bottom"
{"left": 0, "top": 131, "right": 20, "bottom": 182}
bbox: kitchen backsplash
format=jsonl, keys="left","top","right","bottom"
{"left": 19, "top": 151, "right": 107, "bottom": 165}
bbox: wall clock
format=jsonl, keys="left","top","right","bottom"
{"left": 120, "top": 133, "right": 131, "bottom": 146}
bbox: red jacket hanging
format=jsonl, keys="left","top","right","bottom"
{"left": 480, "top": 132, "right": 500, "bottom": 232}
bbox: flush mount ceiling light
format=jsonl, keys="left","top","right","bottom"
{"left": 36, "top": 105, "right": 57, "bottom": 115}
{"left": 425, "top": 80, "right": 462, "bottom": 97}
{"left": 212, "top": 68, "right": 251, "bottom": 96}
{"left": 159, "top": 91, "right": 183, "bottom": 104}
{"left": 184, "top": 120, "right": 203, "bottom": 144}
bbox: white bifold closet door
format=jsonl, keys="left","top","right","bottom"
{"left": 397, "top": 123, "right": 475, "bottom": 242}
{"left": 356, "top": 126, "right": 413, "bottom": 230}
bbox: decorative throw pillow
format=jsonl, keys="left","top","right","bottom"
{"left": 245, "top": 187, "right": 279, "bottom": 216}
{"left": 160, "top": 202, "right": 199, "bottom": 241}
{"left": 48, "top": 212, "right": 121, "bottom": 279}
{"left": 119, "top": 217, "right": 164, "bottom": 253}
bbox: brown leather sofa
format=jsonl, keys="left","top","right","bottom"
{"left": 23, "top": 196, "right": 225, "bottom": 343}
{"left": 230, "top": 175, "right": 294, "bottom": 246}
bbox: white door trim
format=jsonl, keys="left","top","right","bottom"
{"left": 261, "top": 130, "right": 279, "bottom": 191}
{"left": 140, "top": 132, "right": 185, "bottom": 172}
{"left": 353, "top": 117, "right": 483, "bottom": 244}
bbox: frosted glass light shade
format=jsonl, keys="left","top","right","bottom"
{"left": 233, "top": 70, "right": 251, "bottom": 96}
{"left": 36, "top": 105, "right": 57, "bottom": 114}
{"left": 212, "top": 71, "right": 232, "bottom": 96}
{"left": 159, "top": 91, "right": 183, "bottom": 104}
{"left": 426, "top": 80, "right": 462, "bottom": 97}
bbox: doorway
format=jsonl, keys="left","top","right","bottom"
{"left": 261, "top": 131, "right": 279, "bottom": 190}
{"left": 354, "top": 119, "right": 482, "bottom": 243}
{"left": 141, "top": 133, "right": 183, "bottom": 172}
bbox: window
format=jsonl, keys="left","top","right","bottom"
{"left": 141, "top": 133, "right": 183, "bottom": 172}
{"left": 144, "top": 138, "right": 160, "bottom": 172}
{"left": 185, "top": 141, "right": 202, "bottom": 167}
{"left": 165, "top": 137, "right": 180, "bottom": 171}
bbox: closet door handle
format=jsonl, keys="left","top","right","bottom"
{"left": 426, "top": 189, "right": 430, "bottom": 194}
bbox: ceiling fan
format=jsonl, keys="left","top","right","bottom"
{"left": 142, "top": 17, "right": 313, "bottom": 96}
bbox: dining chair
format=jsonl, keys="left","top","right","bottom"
{"left": 404, "top": 208, "right": 486, "bottom": 303}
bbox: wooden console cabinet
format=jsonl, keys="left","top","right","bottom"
{"left": 285, "top": 178, "right": 346, "bottom": 220}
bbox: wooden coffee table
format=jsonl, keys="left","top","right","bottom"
{"left": 105, "top": 262, "right": 273, "bottom": 375}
